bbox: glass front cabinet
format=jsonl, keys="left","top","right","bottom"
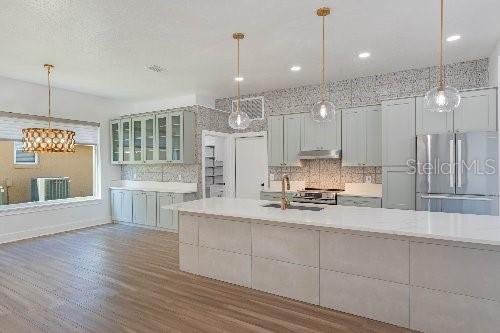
{"left": 110, "top": 110, "right": 195, "bottom": 165}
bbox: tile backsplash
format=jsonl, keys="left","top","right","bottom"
{"left": 269, "top": 160, "right": 381, "bottom": 190}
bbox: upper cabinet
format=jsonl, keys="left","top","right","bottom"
{"left": 301, "top": 112, "right": 341, "bottom": 151}
{"left": 416, "top": 96, "right": 453, "bottom": 135}
{"left": 267, "top": 114, "right": 301, "bottom": 167}
{"left": 342, "top": 106, "right": 381, "bottom": 167}
{"left": 454, "top": 88, "right": 497, "bottom": 132}
{"left": 416, "top": 87, "right": 497, "bottom": 134}
{"left": 382, "top": 98, "right": 416, "bottom": 167}
{"left": 110, "top": 110, "right": 195, "bottom": 164}
{"left": 110, "top": 119, "right": 121, "bottom": 164}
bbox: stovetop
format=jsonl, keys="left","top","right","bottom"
{"left": 293, "top": 188, "right": 344, "bottom": 205}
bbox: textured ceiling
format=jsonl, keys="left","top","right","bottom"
{"left": 0, "top": 0, "right": 499, "bottom": 101}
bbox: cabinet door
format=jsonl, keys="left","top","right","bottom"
{"left": 365, "top": 107, "right": 382, "bottom": 166}
{"left": 143, "top": 116, "right": 156, "bottom": 163}
{"left": 110, "top": 120, "right": 122, "bottom": 164}
{"left": 342, "top": 109, "right": 365, "bottom": 166}
{"left": 121, "top": 190, "right": 133, "bottom": 223}
{"left": 454, "top": 88, "right": 497, "bottom": 132}
{"left": 170, "top": 112, "right": 183, "bottom": 162}
{"left": 157, "top": 194, "right": 174, "bottom": 229}
{"left": 111, "top": 190, "right": 122, "bottom": 221}
{"left": 301, "top": 112, "right": 341, "bottom": 151}
{"left": 156, "top": 113, "right": 169, "bottom": 163}
{"left": 415, "top": 96, "right": 453, "bottom": 135}
{"left": 382, "top": 167, "right": 415, "bottom": 210}
{"left": 283, "top": 114, "right": 302, "bottom": 166}
{"left": 145, "top": 192, "right": 157, "bottom": 226}
{"left": 267, "top": 116, "right": 284, "bottom": 166}
{"left": 121, "top": 119, "right": 132, "bottom": 163}
{"left": 132, "top": 192, "right": 147, "bottom": 224}
{"left": 382, "top": 98, "right": 416, "bottom": 166}
{"left": 131, "top": 118, "right": 144, "bottom": 163}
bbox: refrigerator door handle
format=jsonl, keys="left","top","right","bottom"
{"left": 420, "top": 195, "right": 493, "bottom": 201}
{"left": 449, "top": 139, "right": 454, "bottom": 188}
{"left": 457, "top": 139, "right": 462, "bottom": 188}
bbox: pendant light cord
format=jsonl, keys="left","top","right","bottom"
{"left": 439, "top": 0, "right": 444, "bottom": 89}
{"left": 237, "top": 37, "right": 240, "bottom": 112}
{"left": 321, "top": 15, "right": 325, "bottom": 101}
{"left": 46, "top": 65, "right": 52, "bottom": 129}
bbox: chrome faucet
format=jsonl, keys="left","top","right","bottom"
{"left": 281, "top": 174, "right": 291, "bottom": 210}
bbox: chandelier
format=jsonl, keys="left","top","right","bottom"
{"left": 22, "top": 64, "right": 76, "bottom": 153}
{"left": 228, "top": 32, "right": 251, "bottom": 130}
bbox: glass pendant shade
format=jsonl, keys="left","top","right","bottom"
{"left": 312, "top": 100, "right": 336, "bottom": 122}
{"left": 22, "top": 128, "right": 76, "bottom": 152}
{"left": 424, "top": 86, "right": 461, "bottom": 113}
{"left": 228, "top": 108, "right": 251, "bottom": 130}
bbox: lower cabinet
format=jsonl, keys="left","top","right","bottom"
{"left": 111, "top": 189, "right": 195, "bottom": 231}
{"left": 382, "top": 166, "right": 415, "bottom": 210}
{"left": 198, "top": 246, "right": 251, "bottom": 287}
{"left": 337, "top": 196, "right": 382, "bottom": 208}
{"left": 260, "top": 191, "right": 294, "bottom": 201}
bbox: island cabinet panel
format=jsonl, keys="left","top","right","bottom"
{"left": 410, "top": 286, "right": 500, "bottom": 333}
{"left": 320, "top": 270, "right": 409, "bottom": 328}
{"left": 179, "top": 243, "right": 198, "bottom": 274}
{"left": 199, "top": 247, "right": 251, "bottom": 287}
{"left": 178, "top": 213, "right": 199, "bottom": 245}
{"left": 410, "top": 242, "right": 500, "bottom": 301}
{"left": 252, "top": 224, "right": 319, "bottom": 267}
{"left": 252, "top": 257, "right": 319, "bottom": 304}
{"left": 198, "top": 218, "right": 251, "bottom": 254}
{"left": 320, "top": 232, "right": 409, "bottom": 284}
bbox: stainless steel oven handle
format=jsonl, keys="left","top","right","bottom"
{"left": 449, "top": 139, "right": 454, "bottom": 188}
{"left": 420, "top": 195, "right": 492, "bottom": 201}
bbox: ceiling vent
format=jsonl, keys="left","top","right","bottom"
{"left": 231, "top": 96, "right": 264, "bottom": 120}
{"left": 145, "top": 65, "right": 166, "bottom": 73}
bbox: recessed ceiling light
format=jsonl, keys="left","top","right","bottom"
{"left": 290, "top": 66, "right": 301, "bottom": 72}
{"left": 358, "top": 52, "right": 371, "bottom": 59}
{"left": 234, "top": 77, "right": 244, "bottom": 82}
{"left": 446, "top": 35, "right": 461, "bottom": 42}
{"left": 145, "top": 65, "right": 166, "bottom": 73}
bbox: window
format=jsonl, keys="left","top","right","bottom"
{"left": 0, "top": 113, "right": 100, "bottom": 207}
{"left": 13, "top": 142, "right": 38, "bottom": 165}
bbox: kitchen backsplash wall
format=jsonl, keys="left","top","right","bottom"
{"left": 216, "top": 58, "right": 489, "bottom": 188}
{"left": 121, "top": 105, "right": 232, "bottom": 198}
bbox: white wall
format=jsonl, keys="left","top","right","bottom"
{"left": 0, "top": 75, "right": 131, "bottom": 243}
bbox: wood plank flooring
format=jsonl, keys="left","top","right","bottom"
{"left": 0, "top": 224, "right": 414, "bottom": 332}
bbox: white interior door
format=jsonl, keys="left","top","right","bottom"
{"left": 235, "top": 136, "right": 268, "bottom": 199}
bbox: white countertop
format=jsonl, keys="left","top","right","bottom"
{"left": 110, "top": 180, "right": 197, "bottom": 194}
{"left": 338, "top": 183, "right": 382, "bottom": 198}
{"left": 169, "top": 198, "right": 500, "bottom": 246}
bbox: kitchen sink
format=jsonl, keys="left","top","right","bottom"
{"left": 262, "top": 203, "right": 324, "bottom": 211}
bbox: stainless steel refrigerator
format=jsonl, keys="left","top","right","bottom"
{"left": 416, "top": 131, "right": 499, "bottom": 215}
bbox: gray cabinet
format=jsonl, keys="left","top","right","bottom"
{"left": 110, "top": 189, "right": 132, "bottom": 223}
{"left": 267, "top": 116, "right": 284, "bottom": 167}
{"left": 416, "top": 96, "right": 453, "bottom": 135}
{"left": 337, "top": 196, "right": 382, "bottom": 208}
{"left": 121, "top": 119, "right": 132, "bottom": 164}
{"left": 454, "top": 88, "right": 497, "bottom": 132}
{"left": 260, "top": 191, "right": 294, "bottom": 201}
{"left": 132, "top": 191, "right": 157, "bottom": 226}
{"left": 267, "top": 114, "right": 302, "bottom": 166}
{"left": 301, "top": 112, "right": 341, "bottom": 151}
{"left": 382, "top": 167, "right": 415, "bottom": 210}
{"left": 342, "top": 106, "right": 381, "bottom": 166}
{"left": 382, "top": 98, "right": 416, "bottom": 166}
{"left": 157, "top": 193, "right": 183, "bottom": 231}
{"left": 110, "top": 120, "right": 121, "bottom": 164}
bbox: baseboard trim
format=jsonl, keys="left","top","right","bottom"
{"left": 0, "top": 217, "right": 112, "bottom": 245}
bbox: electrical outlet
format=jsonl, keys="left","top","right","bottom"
{"left": 365, "top": 175, "right": 372, "bottom": 183}
{"left": 178, "top": 174, "right": 182, "bottom": 181}
{"left": 270, "top": 173, "right": 275, "bottom": 181}
{"left": 133, "top": 173, "right": 137, "bottom": 180}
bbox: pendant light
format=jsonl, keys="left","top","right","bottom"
{"left": 22, "top": 64, "right": 76, "bottom": 153}
{"left": 424, "top": 0, "right": 460, "bottom": 113}
{"left": 228, "top": 32, "right": 251, "bottom": 130}
{"left": 311, "top": 7, "right": 335, "bottom": 123}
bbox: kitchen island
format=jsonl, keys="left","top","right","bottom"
{"left": 172, "top": 198, "right": 500, "bottom": 333}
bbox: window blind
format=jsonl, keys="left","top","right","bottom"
{"left": 0, "top": 115, "right": 100, "bottom": 145}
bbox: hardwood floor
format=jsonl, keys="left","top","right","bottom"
{"left": 0, "top": 224, "right": 413, "bottom": 332}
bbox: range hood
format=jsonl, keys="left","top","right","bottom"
{"left": 298, "top": 149, "right": 341, "bottom": 160}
